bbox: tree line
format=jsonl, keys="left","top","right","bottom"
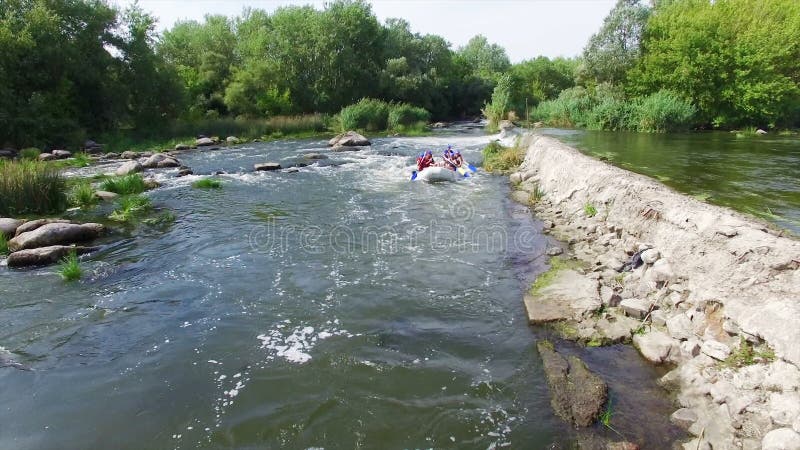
{"left": 2, "top": 0, "right": 798, "bottom": 149}
{"left": 533, "top": 0, "right": 800, "bottom": 131}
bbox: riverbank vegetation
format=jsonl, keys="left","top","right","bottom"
{"left": 481, "top": 141, "right": 524, "bottom": 173}
{"left": 533, "top": 0, "right": 799, "bottom": 131}
{"left": 1, "top": 0, "right": 797, "bottom": 150}
{"left": 57, "top": 251, "right": 83, "bottom": 282}
{"left": 0, "top": 161, "right": 67, "bottom": 216}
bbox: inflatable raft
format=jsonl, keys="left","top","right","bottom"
{"left": 414, "top": 166, "right": 460, "bottom": 182}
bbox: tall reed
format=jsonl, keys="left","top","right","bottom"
{"left": 0, "top": 160, "right": 67, "bottom": 216}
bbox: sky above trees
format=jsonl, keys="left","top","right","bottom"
{"left": 109, "top": 0, "right": 616, "bottom": 62}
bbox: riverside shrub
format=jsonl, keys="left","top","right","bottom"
{"left": 0, "top": 160, "right": 67, "bottom": 216}
{"left": 339, "top": 99, "right": 431, "bottom": 133}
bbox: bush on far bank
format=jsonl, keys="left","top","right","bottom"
{"left": 533, "top": 87, "right": 696, "bottom": 133}
{"left": 339, "top": 99, "right": 430, "bottom": 133}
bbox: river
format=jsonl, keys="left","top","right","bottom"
{"left": 541, "top": 128, "right": 800, "bottom": 235}
{"left": 0, "top": 129, "right": 680, "bottom": 449}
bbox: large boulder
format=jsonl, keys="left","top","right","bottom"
{"left": 196, "top": 137, "right": 215, "bottom": 147}
{"left": 0, "top": 218, "right": 25, "bottom": 239}
{"left": 121, "top": 151, "right": 141, "bottom": 159}
{"left": 537, "top": 341, "right": 608, "bottom": 427}
{"left": 15, "top": 219, "right": 71, "bottom": 236}
{"left": 254, "top": 163, "right": 281, "bottom": 171}
{"left": 8, "top": 223, "right": 104, "bottom": 252}
{"left": 524, "top": 270, "right": 600, "bottom": 323}
{"left": 38, "top": 153, "right": 56, "bottom": 161}
{"left": 226, "top": 136, "right": 239, "bottom": 145}
{"left": 328, "top": 131, "right": 370, "bottom": 148}
{"left": 116, "top": 160, "right": 143, "bottom": 176}
{"left": 0, "top": 148, "right": 17, "bottom": 159}
{"left": 83, "top": 140, "right": 103, "bottom": 154}
{"left": 51, "top": 150, "right": 72, "bottom": 159}
{"left": 7, "top": 245, "right": 97, "bottom": 267}
{"left": 141, "top": 153, "right": 180, "bottom": 169}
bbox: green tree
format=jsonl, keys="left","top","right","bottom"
{"left": 457, "top": 35, "right": 511, "bottom": 82}
{"left": 628, "top": 0, "right": 800, "bottom": 128}
{"left": 509, "top": 56, "right": 578, "bottom": 116}
{"left": 580, "top": 0, "right": 650, "bottom": 85}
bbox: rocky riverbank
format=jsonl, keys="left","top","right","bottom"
{"left": 511, "top": 134, "right": 800, "bottom": 449}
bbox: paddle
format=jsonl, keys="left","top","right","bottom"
{"left": 443, "top": 156, "right": 469, "bottom": 177}
{"left": 410, "top": 170, "right": 417, "bottom": 181}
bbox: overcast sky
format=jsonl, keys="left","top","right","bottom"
{"left": 110, "top": 0, "right": 616, "bottom": 62}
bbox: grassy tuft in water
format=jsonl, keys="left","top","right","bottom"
{"left": 192, "top": 178, "right": 222, "bottom": 189}
{"left": 70, "top": 182, "right": 98, "bottom": 210}
{"left": 142, "top": 211, "right": 176, "bottom": 228}
{"left": 482, "top": 141, "right": 524, "bottom": 173}
{"left": 100, "top": 174, "right": 147, "bottom": 196}
{"left": 109, "top": 195, "right": 152, "bottom": 223}
{"left": 58, "top": 251, "right": 82, "bottom": 281}
{"left": 0, "top": 160, "right": 67, "bottom": 216}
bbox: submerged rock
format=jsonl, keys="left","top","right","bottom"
{"left": 8, "top": 223, "right": 104, "bottom": 252}
{"left": 7, "top": 245, "right": 97, "bottom": 267}
{"left": 537, "top": 341, "right": 608, "bottom": 427}
{"left": 328, "top": 131, "right": 370, "bottom": 148}
{"left": 254, "top": 163, "right": 281, "bottom": 171}
{"left": 303, "top": 153, "right": 328, "bottom": 160}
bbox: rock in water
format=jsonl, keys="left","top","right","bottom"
{"left": 8, "top": 223, "right": 104, "bottom": 252}
{"left": 116, "top": 160, "right": 143, "bottom": 176}
{"left": 14, "top": 219, "right": 71, "bottom": 236}
{"left": 196, "top": 137, "right": 215, "bottom": 146}
{"left": 0, "top": 218, "right": 25, "bottom": 239}
{"left": 51, "top": 150, "right": 72, "bottom": 159}
{"left": 141, "top": 153, "right": 180, "bottom": 169}
{"left": 328, "top": 131, "right": 370, "bottom": 147}
{"left": 7, "top": 245, "right": 97, "bottom": 267}
{"left": 38, "top": 153, "right": 56, "bottom": 161}
{"left": 537, "top": 341, "right": 608, "bottom": 427}
{"left": 524, "top": 270, "right": 600, "bottom": 323}
{"left": 254, "top": 163, "right": 281, "bottom": 171}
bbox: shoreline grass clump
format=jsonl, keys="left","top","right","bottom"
{"left": 100, "top": 174, "right": 147, "bottom": 196}
{"left": 19, "top": 147, "right": 41, "bottom": 160}
{"left": 530, "top": 256, "right": 585, "bottom": 294}
{"left": 0, "top": 233, "right": 8, "bottom": 255}
{"left": 0, "top": 160, "right": 67, "bottom": 216}
{"left": 192, "top": 178, "right": 222, "bottom": 189}
{"left": 481, "top": 141, "right": 524, "bottom": 173}
{"left": 109, "top": 195, "right": 152, "bottom": 223}
{"left": 70, "top": 182, "right": 98, "bottom": 210}
{"left": 57, "top": 251, "right": 82, "bottom": 281}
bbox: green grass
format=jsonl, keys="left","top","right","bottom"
{"left": 51, "top": 152, "right": 92, "bottom": 169}
{"left": 142, "top": 211, "right": 176, "bottom": 228}
{"left": 0, "top": 160, "right": 67, "bottom": 217}
{"left": 530, "top": 256, "right": 585, "bottom": 293}
{"left": 0, "top": 233, "right": 8, "bottom": 256}
{"left": 109, "top": 195, "right": 152, "bottom": 223}
{"left": 99, "top": 115, "right": 330, "bottom": 153}
{"left": 69, "top": 182, "right": 98, "bottom": 210}
{"left": 57, "top": 251, "right": 82, "bottom": 281}
{"left": 723, "top": 337, "right": 776, "bottom": 368}
{"left": 529, "top": 183, "right": 545, "bottom": 204}
{"left": 584, "top": 203, "right": 598, "bottom": 217}
{"left": 191, "top": 178, "right": 222, "bottom": 189}
{"left": 19, "top": 147, "right": 41, "bottom": 160}
{"left": 481, "top": 142, "right": 524, "bottom": 173}
{"left": 100, "top": 174, "right": 147, "bottom": 195}
{"left": 599, "top": 400, "right": 624, "bottom": 437}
